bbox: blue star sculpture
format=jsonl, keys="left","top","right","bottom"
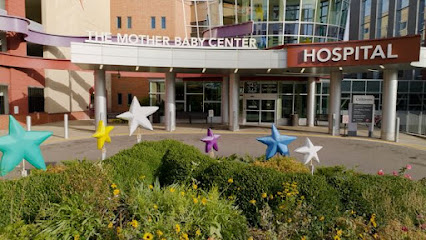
{"left": 0, "top": 116, "right": 53, "bottom": 176}
{"left": 257, "top": 125, "right": 297, "bottom": 160}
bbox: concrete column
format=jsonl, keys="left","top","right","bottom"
{"left": 165, "top": 72, "right": 176, "bottom": 132}
{"left": 229, "top": 73, "right": 239, "bottom": 131}
{"left": 381, "top": 69, "right": 398, "bottom": 141}
{"left": 94, "top": 70, "right": 107, "bottom": 126}
{"left": 328, "top": 71, "right": 342, "bottom": 135}
{"left": 105, "top": 72, "right": 112, "bottom": 112}
{"left": 307, "top": 77, "right": 316, "bottom": 127}
{"left": 221, "top": 77, "right": 229, "bottom": 124}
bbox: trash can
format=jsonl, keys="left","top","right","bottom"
{"left": 291, "top": 114, "right": 299, "bottom": 126}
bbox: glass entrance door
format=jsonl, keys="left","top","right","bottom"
{"left": 245, "top": 99, "right": 276, "bottom": 124}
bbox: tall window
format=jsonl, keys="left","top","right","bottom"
{"left": 419, "top": 0, "right": 426, "bottom": 44}
{"left": 127, "top": 94, "right": 133, "bottom": 105}
{"left": 28, "top": 87, "right": 44, "bottom": 113}
{"left": 360, "top": 0, "right": 371, "bottom": 40}
{"left": 117, "top": 93, "right": 122, "bottom": 105}
{"left": 151, "top": 16, "right": 156, "bottom": 29}
{"left": 161, "top": 17, "right": 166, "bottom": 29}
{"left": 127, "top": 17, "right": 132, "bottom": 29}
{"left": 395, "top": 0, "right": 409, "bottom": 36}
{"left": 117, "top": 16, "right": 122, "bottom": 29}
{"left": 376, "top": 0, "right": 389, "bottom": 38}
{"left": 285, "top": 0, "right": 300, "bottom": 21}
{"left": 317, "top": 0, "right": 329, "bottom": 23}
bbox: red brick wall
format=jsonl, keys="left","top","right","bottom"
{"left": 111, "top": 75, "right": 150, "bottom": 113}
{"left": 5, "top": 0, "right": 27, "bottom": 56}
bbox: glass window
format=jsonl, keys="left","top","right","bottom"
{"left": 300, "top": 37, "right": 313, "bottom": 43}
{"left": 418, "top": 0, "right": 426, "bottom": 44}
{"left": 269, "top": 0, "right": 284, "bottom": 21}
{"left": 268, "top": 36, "right": 281, "bottom": 46}
{"left": 340, "top": 1, "right": 349, "bottom": 27}
{"left": 410, "top": 81, "right": 424, "bottom": 93}
{"left": 398, "top": 81, "right": 409, "bottom": 92}
{"left": 342, "top": 80, "right": 351, "bottom": 92}
{"left": 0, "top": 85, "right": 7, "bottom": 114}
{"left": 261, "top": 83, "right": 278, "bottom": 93}
{"left": 376, "top": 0, "right": 389, "bottom": 38}
{"left": 315, "top": 24, "right": 327, "bottom": 36}
{"left": 281, "top": 83, "right": 293, "bottom": 94}
{"left": 127, "top": 93, "right": 133, "bottom": 105}
{"left": 282, "top": 95, "right": 293, "bottom": 118}
{"left": 352, "top": 81, "right": 366, "bottom": 92}
{"left": 253, "top": 0, "right": 267, "bottom": 21}
{"left": 284, "top": 23, "right": 299, "bottom": 35}
{"left": 151, "top": 16, "right": 156, "bottom": 29}
{"left": 367, "top": 81, "right": 380, "bottom": 92}
{"left": 186, "top": 95, "right": 203, "bottom": 112}
{"left": 127, "top": 17, "right": 132, "bottom": 28}
{"left": 328, "top": 25, "right": 338, "bottom": 38}
{"left": 244, "top": 82, "right": 260, "bottom": 93}
{"left": 322, "top": 82, "right": 330, "bottom": 94}
{"left": 161, "top": 17, "right": 166, "bottom": 29}
{"left": 286, "top": 0, "right": 300, "bottom": 21}
{"left": 284, "top": 36, "right": 298, "bottom": 44}
{"left": 301, "top": 24, "right": 314, "bottom": 35}
{"left": 28, "top": 87, "right": 44, "bottom": 113}
{"left": 268, "top": 23, "right": 283, "bottom": 35}
{"left": 395, "top": 0, "right": 409, "bottom": 36}
{"left": 253, "top": 23, "right": 267, "bottom": 35}
{"left": 150, "top": 82, "right": 165, "bottom": 93}
{"left": 295, "top": 83, "right": 307, "bottom": 94}
{"left": 204, "top": 102, "right": 221, "bottom": 116}
{"left": 223, "top": 0, "right": 236, "bottom": 25}
{"left": 360, "top": 0, "right": 371, "bottom": 40}
{"left": 301, "top": 0, "right": 316, "bottom": 22}
{"left": 118, "top": 93, "right": 122, "bottom": 105}
{"left": 294, "top": 95, "right": 307, "bottom": 118}
{"left": 117, "top": 16, "right": 122, "bottom": 29}
{"left": 186, "top": 82, "right": 203, "bottom": 93}
{"left": 329, "top": 0, "right": 342, "bottom": 26}
{"left": 316, "top": 0, "right": 329, "bottom": 23}
{"left": 204, "top": 82, "right": 221, "bottom": 101}
{"left": 176, "top": 82, "right": 184, "bottom": 101}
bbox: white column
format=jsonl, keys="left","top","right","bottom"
{"left": 229, "top": 73, "right": 239, "bottom": 131}
{"left": 221, "top": 76, "right": 229, "bottom": 124}
{"left": 165, "top": 72, "right": 176, "bottom": 132}
{"left": 381, "top": 69, "right": 398, "bottom": 141}
{"left": 105, "top": 72, "right": 112, "bottom": 112}
{"left": 94, "top": 70, "right": 107, "bottom": 126}
{"left": 307, "top": 77, "right": 316, "bottom": 127}
{"left": 328, "top": 71, "right": 342, "bottom": 135}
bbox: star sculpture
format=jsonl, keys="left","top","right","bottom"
{"left": 92, "top": 120, "right": 114, "bottom": 150}
{"left": 257, "top": 125, "right": 297, "bottom": 160}
{"left": 294, "top": 138, "right": 323, "bottom": 175}
{"left": 200, "top": 128, "right": 220, "bottom": 153}
{"left": 0, "top": 116, "right": 52, "bottom": 176}
{"left": 117, "top": 96, "right": 159, "bottom": 136}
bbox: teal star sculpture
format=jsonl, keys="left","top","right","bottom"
{"left": 0, "top": 116, "right": 53, "bottom": 176}
{"left": 257, "top": 125, "right": 297, "bottom": 160}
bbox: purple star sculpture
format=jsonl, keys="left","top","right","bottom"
{"left": 201, "top": 128, "right": 220, "bottom": 153}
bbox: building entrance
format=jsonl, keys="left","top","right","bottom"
{"left": 243, "top": 94, "right": 277, "bottom": 125}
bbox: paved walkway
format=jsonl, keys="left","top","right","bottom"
{"left": 1, "top": 120, "right": 426, "bottom": 180}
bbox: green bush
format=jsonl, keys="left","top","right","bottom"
{"left": 121, "top": 183, "right": 248, "bottom": 240}
{"left": 252, "top": 156, "right": 309, "bottom": 174}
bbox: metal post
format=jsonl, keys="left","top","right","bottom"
{"left": 395, "top": 117, "right": 400, "bottom": 142}
{"left": 26, "top": 116, "right": 31, "bottom": 131}
{"left": 405, "top": 111, "right": 409, "bottom": 132}
{"left": 64, "top": 114, "right": 69, "bottom": 139}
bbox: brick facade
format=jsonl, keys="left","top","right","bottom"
{"left": 110, "top": 74, "right": 150, "bottom": 113}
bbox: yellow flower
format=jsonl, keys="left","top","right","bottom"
{"left": 139, "top": 175, "right": 146, "bottom": 180}
{"left": 373, "top": 233, "right": 379, "bottom": 239}
{"left": 170, "top": 187, "right": 176, "bottom": 193}
{"left": 149, "top": 185, "right": 154, "bottom": 190}
{"left": 277, "top": 191, "right": 283, "bottom": 195}
{"left": 336, "top": 229, "right": 343, "bottom": 236}
{"left": 248, "top": 237, "right": 254, "bottom": 240}
{"left": 143, "top": 232, "right": 154, "bottom": 240}
{"left": 228, "top": 178, "right": 234, "bottom": 183}
{"left": 196, "top": 229, "right": 201, "bottom": 236}
{"left": 113, "top": 189, "right": 120, "bottom": 196}
{"left": 351, "top": 209, "right": 356, "bottom": 215}
{"left": 180, "top": 191, "right": 185, "bottom": 196}
{"left": 269, "top": 194, "right": 274, "bottom": 200}
{"left": 193, "top": 184, "right": 198, "bottom": 190}
{"left": 249, "top": 199, "right": 256, "bottom": 205}
{"left": 301, "top": 236, "right": 307, "bottom": 240}
{"left": 180, "top": 233, "right": 189, "bottom": 240}
{"left": 261, "top": 193, "right": 267, "bottom": 198}
{"left": 153, "top": 204, "right": 158, "bottom": 210}
{"left": 74, "top": 234, "right": 80, "bottom": 240}
{"left": 116, "top": 227, "right": 122, "bottom": 234}
{"left": 130, "top": 219, "right": 139, "bottom": 228}
{"left": 201, "top": 197, "right": 207, "bottom": 205}
{"left": 175, "top": 224, "right": 181, "bottom": 233}
{"left": 287, "top": 218, "right": 292, "bottom": 223}
{"left": 108, "top": 222, "right": 113, "bottom": 229}
{"left": 111, "top": 183, "right": 117, "bottom": 189}
{"left": 333, "top": 236, "right": 341, "bottom": 240}
{"left": 279, "top": 205, "right": 285, "bottom": 209}
{"left": 319, "top": 216, "right": 325, "bottom": 221}
{"left": 156, "top": 230, "right": 164, "bottom": 236}
{"left": 193, "top": 197, "right": 199, "bottom": 204}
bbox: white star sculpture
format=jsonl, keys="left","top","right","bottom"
{"left": 117, "top": 96, "right": 159, "bottom": 136}
{"left": 294, "top": 138, "right": 323, "bottom": 175}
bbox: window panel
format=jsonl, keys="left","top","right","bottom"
{"left": 127, "top": 17, "right": 132, "bottom": 29}
{"left": 286, "top": 0, "right": 300, "bottom": 21}
{"left": 151, "top": 16, "right": 156, "bottom": 29}
{"left": 28, "top": 87, "right": 44, "bottom": 113}
{"left": 117, "top": 16, "right": 122, "bottom": 29}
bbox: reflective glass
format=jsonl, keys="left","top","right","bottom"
{"left": 261, "top": 112, "right": 275, "bottom": 122}
{"left": 342, "top": 81, "right": 351, "bottom": 92}
{"left": 253, "top": 23, "right": 267, "bottom": 35}
{"left": 367, "top": 81, "right": 380, "bottom": 92}
{"left": 281, "top": 83, "right": 294, "bottom": 94}
{"left": 186, "top": 82, "right": 203, "bottom": 93}
{"left": 284, "top": 36, "right": 298, "bottom": 44}
{"left": 204, "top": 102, "right": 221, "bottom": 116}
{"left": 286, "top": 0, "right": 300, "bottom": 21}
{"left": 282, "top": 95, "right": 293, "bottom": 118}
{"left": 302, "top": 0, "right": 316, "bottom": 22}
{"left": 360, "top": 0, "right": 371, "bottom": 39}
{"left": 176, "top": 82, "right": 184, "bottom": 100}
{"left": 395, "top": 0, "right": 409, "bottom": 36}
{"left": 186, "top": 95, "right": 203, "bottom": 112}
{"left": 253, "top": 0, "right": 267, "bottom": 21}
{"left": 315, "top": 24, "right": 328, "bottom": 36}
{"left": 327, "top": 25, "right": 338, "bottom": 38}
{"left": 301, "top": 24, "right": 314, "bottom": 35}
{"left": 316, "top": 0, "right": 329, "bottom": 23}
{"left": 409, "top": 81, "right": 424, "bottom": 93}
{"left": 237, "top": 0, "right": 251, "bottom": 23}
{"left": 204, "top": 82, "right": 221, "bottom": 101}
{"left": 246, "top": 111, "right": 260, "bottom": 122}
{"left": 300, "top": 37, "right": 313, "bottom": 43}
{"left": 329, "top": 0, "right": 342, "bottom": 26}
{"left": 352, "top": 81, "right": 366, "bottom": 92}
{"left": 268, "top": 23, "right": 283, "bottom": 35}
{"left": 223, "top": 0, "right": 236, "bottom": 25}
{"left": 269, "top": 0, "right": 284, "bottom": 21}
{"left": 284, "top": 23, "right": 299, "bottom": 35}
{"left": 376, "top": 0, "right": 389, "bottom": 38}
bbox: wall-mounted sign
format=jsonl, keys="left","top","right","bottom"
{"left": 353, "top": 95, "right": 375, "bottom": 105}
{"left": 86, "top": 31, "right": 257, "bottom": 49}
{"left": 286, "top": 35, "right": 421, "bottom": 68}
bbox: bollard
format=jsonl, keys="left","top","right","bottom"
{"left": 64, "top": 114, "right": 69, "bottom": 139}
{"left": 26, "top": 116, "right": 31, "bottom": 131}
{"left": 395, "top": 117, "right": 400, "bottom": 143}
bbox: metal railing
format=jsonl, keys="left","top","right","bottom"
{"left": 397, "top": 111, "right": 426, "bottom": 136}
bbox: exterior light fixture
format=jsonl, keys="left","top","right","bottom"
{"left": 300, "top": 68, "right": 305, "bottom": 73}
{"left": 339, "top": 67, "right": 343, "bottom": 71}
{"left": 135, "top": 66, "right": 139, "bottom": 71}
{"left": 266, "top": 68, "right": 271, "bottom": 73}
{"left": 379, "top": 65, "right": 385, "bottom": 69}
{"left": 99, "top": 64, "right": 103, "bottom": 70}
{"left": 202, "top": 68, "right": 206, "bottom": 73}
{"left": 234, "top": 68, "right": 239, "bottom": 73}
{"left": 169, "top": 67, "right": 173, "bottom": 72}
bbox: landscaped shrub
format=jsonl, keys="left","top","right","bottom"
{"left": 252, "top": 156, "right": 309, "bottom": 173}
{"left": 118, "top": 182, "right": 248, "bottom": 240}
{"left": 0, "top": 161, "right": 114, "bottom": 229}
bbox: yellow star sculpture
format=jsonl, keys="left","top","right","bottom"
{"left": 92, "top": 120, "right": 114, "bottom": 150}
